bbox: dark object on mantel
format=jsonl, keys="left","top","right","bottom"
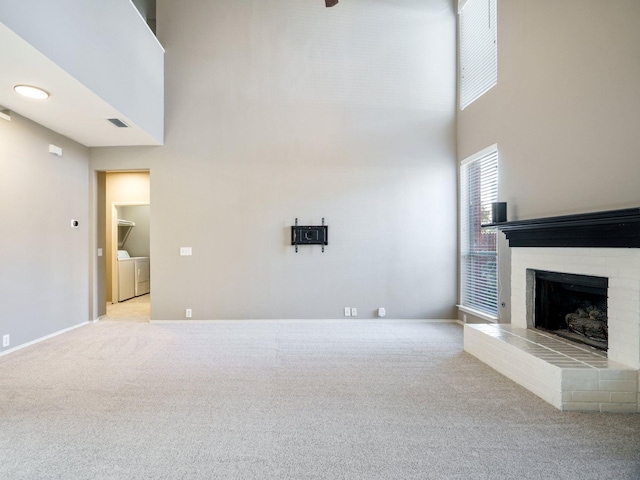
{"left": 484, "top": 207, "right": 640, "bottom": 248}
{"left": 491, "top": 202, "right": 507, "bottom": 223}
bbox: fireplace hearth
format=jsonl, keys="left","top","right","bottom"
{"left": 530, "top": 270, "right": 608, "bottom": 351}
{"left": 465, "top": 207, "right": 640, "bottom": 412}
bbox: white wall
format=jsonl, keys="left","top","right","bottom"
{"left": 0, "top": 113, "right": 89, "bottom": 351}
{"left": 91, "top": 0, "right": 458, "bottom": 320}
{"left": 457, "top": 0, "right": 640, "bottom": 322}
{"left": 0, "top": 0, "right": 164, "bottom": 143}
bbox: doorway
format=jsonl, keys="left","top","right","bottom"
{"left": 96, "top": 171, "right": 151, "bottom": 322}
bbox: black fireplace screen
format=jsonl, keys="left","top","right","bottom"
{"left": 534, "top": 270, "right": 608, "bottom": 351}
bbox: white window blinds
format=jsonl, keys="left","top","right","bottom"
{"left": 459, "top": 0, "right": 497, "bottom": 110}
{"left": 460, "top": 145, "right": 498, "bottom": 317}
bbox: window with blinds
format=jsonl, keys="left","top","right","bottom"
{"left": 459, "top": 0, "right": 497, "bottom": 110}
{"left": 460, "top": 145, "right": 498, "bottom": 317}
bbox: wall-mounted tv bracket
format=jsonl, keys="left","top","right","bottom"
{"left": 291, "top": 218, "right": 328, "bottom": 253}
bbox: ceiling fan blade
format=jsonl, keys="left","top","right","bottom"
{"left": 326, "top": 0, "right": 338, "bottom": 7}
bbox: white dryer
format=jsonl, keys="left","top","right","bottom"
{"left": 134, "top": 257, "right": 150, "bottom": 296}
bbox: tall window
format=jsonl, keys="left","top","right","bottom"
{"left": 460, "top": 145, "right": 498, "bottom": 317}
{"left": 459, "top": 0, "right": 497, "bottom": 109}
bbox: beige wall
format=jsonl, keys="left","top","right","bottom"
{"left": 0, "top": 113, "right": 89, "bottom": 350}
{"left": 91, "top": 0, "right": 458, "bottom": 320}
{"left": 457, "top": 0, "right": 640, "bottom": 322}
{"left": 105, "top": 172, "right": 150, "bottom": 303}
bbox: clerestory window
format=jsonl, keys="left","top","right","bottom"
{"left": 459, "top": 0, "right": 497, "bottom": 109}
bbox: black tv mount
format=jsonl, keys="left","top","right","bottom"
{"left": 291, "top": 218, "right": 328, "bottom": 253}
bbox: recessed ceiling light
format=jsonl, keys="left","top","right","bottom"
{"left": 14, "top": 85, "right": 50, "bottom": 100}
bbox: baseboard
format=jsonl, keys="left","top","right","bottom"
{"left": 150, "top": 318, "right": 459, "bottom": 324}
{"left": 0, "top": 321, "right": 90, "bottom": 357}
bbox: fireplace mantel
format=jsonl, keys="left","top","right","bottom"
{"left": 489, "top": 207, "right": 640, "bottom": 248}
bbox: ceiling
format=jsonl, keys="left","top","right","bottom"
{"left": 0, "top": 22, "right": 162, "bottom": 147}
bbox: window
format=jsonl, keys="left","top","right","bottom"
{"left": 459, "top": 0, "right": 497, "bottom": 109}
{"left": 460, "top": 145, "right": 498, "bottom": 317}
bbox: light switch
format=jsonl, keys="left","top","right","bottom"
{"left": 97, "top": 248, "right": 103, "bottom": 257}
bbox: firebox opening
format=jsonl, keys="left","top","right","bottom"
{"left": 532, "top": 270, "right": 608, "bottom": 351}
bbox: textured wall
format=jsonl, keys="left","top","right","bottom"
{"left": 92, "top": 0, "right": 457, "bottom": 320}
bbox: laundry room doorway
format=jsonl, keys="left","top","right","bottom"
{"left": 103, "top": 171, "right": 151, "bottom": 321}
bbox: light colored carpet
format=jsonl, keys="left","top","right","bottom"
{"left": 0, "top": 320, "right": 639, "bottom": 480}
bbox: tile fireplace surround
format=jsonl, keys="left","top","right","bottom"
{"left": 464, "top": 209, "right": 640, "bottom": 412}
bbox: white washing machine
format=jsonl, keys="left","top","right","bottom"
{"left": 117, "top": 250, "right": 150, "bottom": 301}
{"left": 117, "top": 256, "right": 135, "bottom": 302}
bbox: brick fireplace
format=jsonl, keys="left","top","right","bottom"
{"left": 464, "top": 208, "right": 640, "bottom": 412}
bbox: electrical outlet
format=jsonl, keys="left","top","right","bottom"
{"left": 351, "top": 307, "right": 357, "bottom": 317}
{"left": 185, "top": 308, "right": 192, "bottom": 318}
{"left": 378, "top": 307, "right": 386, "bottom": 317}
{"left": 463, "top": 314, "right": 467, "bottom": 323}
{"left": 180, "top": 247, "right": 192, "bottom": 256}
{"left": 344, "top": 307, "right": 351, "bottom": 317}
{"left": 2, "top": 334, "right": 9, "bottom": 347}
